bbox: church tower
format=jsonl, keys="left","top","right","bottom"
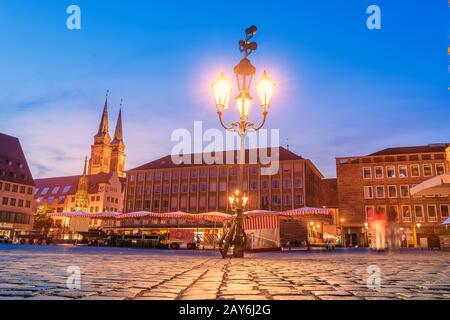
{"left": 89, "top": 96, "right": 113, "bottom": 175}
{"left": 74, "top": 157, "right": 89, "bottom": 212}
{"left": 110, "top": 106, "right": 126, "bottom": 177}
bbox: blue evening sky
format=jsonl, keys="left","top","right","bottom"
{"left": 0, "top": 0, "right": 448, "bottom": 178}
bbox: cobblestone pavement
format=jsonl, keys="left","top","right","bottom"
{"left": 0, "top": 245, "right": 449, "bottom": 300}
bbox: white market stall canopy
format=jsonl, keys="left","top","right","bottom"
{"left": 47, "top": 207, "right": 333, "bottom": 228}
{"left": 410, "top": 173, "right": 450, "bottom": 197}
{"left": 443, "top": 217, "right": 450, "bottom": 225}
{"left": 47, "top": 211, "right": 231, "bottom": 223}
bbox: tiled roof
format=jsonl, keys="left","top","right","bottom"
{"left": 128, "top": 147, "right": 303, "bottom": 172}
{"left": 369, "top": 144, "right": 449, "bottom": 156}
{"left": 0, "top": 133, "right": 35, "bottom": 186}
{"left": 34, "top": 172, "right": 115, "bottom": 200}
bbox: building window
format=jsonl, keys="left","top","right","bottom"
{"left": 401, "top": 206, "right": 411, "bottom": 222}
{"left": 386, "top": 166, "right": 396, "bottom": 178}
{"left": 423, "top": 164, "right": 432, "bottom": 177}
{"left": 9, "top": 198, "right": 16, "bottom": 206}
{"left": 261, "top": 196, "right": 269, "bottom": 208}
{"left": 19, "top": 186, "right": 25, "bottom": 194}
{"left": 272, "top": 195, "right": 281, "bottom": 206}
{"left": 138, "top": 174, "right": 145, "bottom": 181}
{"left": 414, "top": 205, "right": 424, "bottom": 221}
{"left": 181, "top": 183, "right": 188, "bottom": 193}
{"left": 283, "top": 179, "right": 291, "bottom": 189}
{"left": 411, "top": 165, "right": 420, "bottom": 177}
{"left": 230, "top": 168, "right": 237, "bottom": 176}
{"left": 210, "top": 168, "right": 217, "bottom": 177}
{"left": 172, "top": 185, "right": 178, "bottom": 194}
{"left": 261, "top": 180, "right": 269, "bottom": 190}
{"left": 427, "top": 205, "right": 437, "bottom": 222}
{"left": 191, "top": 170, "right": 198, "bottom": 178}
{"left": 129, "top": 174, "right": 135, "bottom": 182}
{"left": 153, "top": 200, "right": 160, "bottom": 209}
{"left": 374, "top": 167, "right": 383, "bottom": 179}
{"left": 284, "top": 194, "right": 291, "bottom": 206}
{"left": 163, "top": 172, "right": 170, "bottom": 180}
{"left": 388, "top": 185, "right": 397, "bottom": 198}
{"left": 294, "top": 178, "right": 303, "bottom": 188}
{"left": 272, "top": 179, "right": 280, "bottom": 189}
{"left": 18, "top": 199, "right": 24, "bottom": 207}
{"left": 146, "top": 186, "right": 152, "bottom": 194}
{"left": 200, "top": 169, "right": 208, "bottom": 178}
{"left": 210, "top": 182, "right": 217, "bottom": 192}
{"left": 400, "top": 185, "right": 410, "bottom": 198}
{"left": 200, "top": 183, "right": 207, "bottom": 193}
{"left": 155, "top": 173, "right": 161, "bottom": 180}
{"left": 250, "top": 181, "right": 257, "bottom": 190}
{"left": 365, "top": 206, "right": 375, "bottom": 219}
{"left": 154, "top": 185, "right": 161, "bottom": 194}
{"left": 62, "top": 186, "right": 71, "bottom": 193}
{"left": 182, "top": 171, "right": 189, "bottom": 179}
{"left": 172, "top": 171, "right": 179, "bottom": 180}
{"left": 146, "top": 173, "right": 153, "bottom": 181}
{"left": 399, "top": 165, "right": 408, "bottom": 178}
{"left": 190, "top": 183, "right": 197, "bottom": 193}
{"left": 363, "top": 167, "right": 372, "bottom": 179}
{"left": 388, "top": 206, "right": 398, "bottom": 221}
{"left": 220, "top": 168, "right": 227, "bottom": 177}
{"left": 162, "top": 200, "right": 169, "bottom": 208}
{"left": 375, "top": 186, "right": 385, "bottom": 198}
{"left": 163, "top": 185, "right": 170, "bottom": 194}
{"left": 41, "top": 187, "right": 49, "bottom": 195}
{"left": 440, "top": 205, "right": 450, "bottom": 218}
{"left": 295, "top": 194, "right": 303, "bottom": 206}
{"left": 25, "top": 200, "right": 31, "bottom": 208}
{"left": 364, "top": 186, "right": 373, "bottom": 199}
{"left": 219, "top": 182, "right": 227, "bottom": 192}
{"left": 436, "top": 164, "right": 445, "bottom": 176}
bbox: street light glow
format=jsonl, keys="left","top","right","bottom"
{"left": 236, "top": 92, "right": 253, "bottom": 121}
{"left": 212, "top": 72, "right": 232, "bottom": 112}
{"left": 256, "top": 70, "right": 275, "bottom": 112}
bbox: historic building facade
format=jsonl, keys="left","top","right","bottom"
{"left": 34, "top": 98, "right": 126, "bottom": 215}
{"left": 124, "top": 147, "right": 325, "bottom": 214}
{"left": 336, "top": 144, "right": 450, "bottom": 246}
{"left": 0, "top": 133, "right": 35, "bottom": 236}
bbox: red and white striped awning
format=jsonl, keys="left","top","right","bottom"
{"left": 278, "top": 207, "right": 333, "bottom": 217}
{"left": 189, "top": 212, "right": 232, "bottom": 222}
{"left": 86, "top": 212, "right": 123, "bottom": 219}
{"left": 47, "top": 211, "right": 89, "bottom": 218}
{"left": 115, "top": 211, "right": 154, "bottom": 219}
{"left": 244, "top": 215, "right": 280, "bottom": 230}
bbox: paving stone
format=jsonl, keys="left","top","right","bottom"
{"left": 1, "top": 245, "right": 449, "bottom": 300}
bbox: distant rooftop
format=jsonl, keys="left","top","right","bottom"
{"left": 0, "top": 132, "right": 35, "bottom": 186}
{"left": 368, "top": 143, "right": 449, "bottom": 156}
{"left": 34, "top": 173, "right": 124, "bottom": 199}
{"left": 129, "top": 147, "right": 303, "bottom": 171}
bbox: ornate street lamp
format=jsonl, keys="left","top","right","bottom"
{"left": 212, "top": 26, "right": 275, "bottom": 258}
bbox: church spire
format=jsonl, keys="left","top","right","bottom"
{"left": 83, "top": 156, "right": 87, "bottom": 175}
{"left": 74, "top": 157, "right": 89, "bottom": 213}
{"left": 96, "top": 91, "right": 110, "bottom": 136}
{"left": 112, "top": 100, "right": 123, "bottom": 144}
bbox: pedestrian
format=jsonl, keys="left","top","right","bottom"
{"left": 286, "top": 240, "right": 291, "bottom": 251}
